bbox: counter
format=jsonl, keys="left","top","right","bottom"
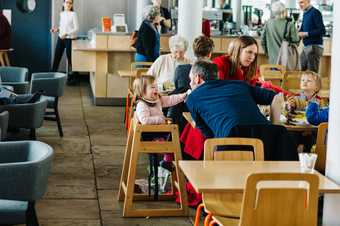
{"left": 72, "top": 32, "right": 332, "bottom": 106}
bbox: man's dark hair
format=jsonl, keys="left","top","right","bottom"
{"left": 193, "top": 35, "right": 214, "bottom": 59}
{"left": 191, "top": 60, "right": 218, "bottom": 81}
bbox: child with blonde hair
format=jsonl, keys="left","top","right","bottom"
{"left": 133, "top": 76, "right": 189, "bottom": 171}
{"left": 287, "top": 70, "right": 322, "bottom": 111}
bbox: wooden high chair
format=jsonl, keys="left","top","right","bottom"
{"left": 194, "top": 138, "right": 264, "bottom": 226}
{"left": 211, "top": 173, "right": 319, "bottom": 226}
{"left": 282, "top": 70, "right": 303, "bottom": 93}
{"left": 118, "top": 116, "right": 188, "bottom": 217}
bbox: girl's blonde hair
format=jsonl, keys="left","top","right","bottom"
{"left": 133, "top": 76, "right": 156, "bottom": 98}
{"left": 301, "top": 70, "right": 322, "bottom": 92}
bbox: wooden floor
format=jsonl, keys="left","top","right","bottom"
{"left": 27, "top": 81, "right": 194, "bottom": 226}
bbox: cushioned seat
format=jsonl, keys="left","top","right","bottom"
{"left": 0, "top": 141, "right": 54, "bottom": 226}
{"left": 31, "top": 72, "right": 66, "bottom": 137}
{"left": 0, "top": 200, "right": 28, "bottom": 225}
{"left": 0, "top": 67, "right": 29, "bottom": 94}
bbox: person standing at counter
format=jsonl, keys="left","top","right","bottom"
{"left": 298, "top": 0, "right": 325, "bottom": 73}
{"left": 152, "top": 0, "right": 171, "bottom": 34}
{"left": 51, "top": 0, "right": 79, "bottom": 84}
{"left": 261, "top": 1, "right": 299, "bottom": 65}
{"left": 135, "top": 6, "right": 161, "bottom": 62}
{"left": 0, "top": 11, "right": 11, "bottom": 50}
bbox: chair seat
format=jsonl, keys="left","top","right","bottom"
{"left": 0, "top": 200, "right": 27, "bottom": 224}
{"left": 213, "top": 215, "right": 239, "bottom": 226}
{"left": 41, "top": 95, "right": 55, "bottom": 108}
{"left": 203, "top": 193, "right": 242, "bottom": 218}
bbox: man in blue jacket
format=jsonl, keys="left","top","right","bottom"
{"left": 186, "top": 60, "right": 283, "bottom": 138}
{"left": 298, "top": 0, "right": 325, "bottom": 73}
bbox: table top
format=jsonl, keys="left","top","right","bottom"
{"left": 179, "top": 160, "right": 340, "bottom": 193}
{"left": 183, "top": 111, "right": 317, "bottom": 132}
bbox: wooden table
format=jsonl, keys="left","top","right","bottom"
{"left": 179, "top": 160, "right": 340, "bottom": 193}
{"left": 281, "top": 123, "right": 317, "bottom": 132}
{"left": 117, "top": 70, "right": 150, "bottom": 78}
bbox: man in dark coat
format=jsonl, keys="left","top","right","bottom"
{"left": 0, "top": 11, "right": 11, "bottom": 50}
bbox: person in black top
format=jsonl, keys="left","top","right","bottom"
{"left": 135, "top": 5, "right": 161, "bottom": 62}
{"left": 167, "top": 36, "right": 215, "bottom": 132}
{"left": 152, "top": 0, "right": 171, "bottom": 34}
{"left": 0, "top": 11, "right": 11, "bottom": 50}
{"left": 298, "top": 0, "right": 325, "bottom": 73}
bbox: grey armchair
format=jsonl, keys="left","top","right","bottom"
{"left": 0, "top": 67, "right": 29, "bottom": 94}
{"left": 0, "top": 141, "right": 54, "bottom": 226}
{"left": 0, "top": 111, "right": 9, "bottom": 141}
{"left": 0, "top": 99, "right": 48, "bottom": 139}
{"left": 31, "top": 72, "right": 66, "bottom": 137}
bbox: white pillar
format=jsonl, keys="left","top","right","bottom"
{"left": 323, "top": 1, "right": 340, "bottom": 224}
{"left": 178, "top": 0, "right": 203, "bottom": 60}
{"left": 136, "top": 0, "right": 150, "bottom": 30}
{"left": 231, "top": 0, "right": 241, "bottom": 30}
{"left": 326, "top": 0, "right": 340, "bottom": 184}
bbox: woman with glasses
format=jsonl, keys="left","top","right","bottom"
{"left": 51, "top": 0, "right": 79, "bottom": 85}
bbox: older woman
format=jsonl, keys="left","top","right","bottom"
{"left": 135, "top": 5, "right": 161, "bottom": 62}
{"left": 261, "top": 1, "right": 299, "bottom": 64}
{"left": 147, "top": 35, "right": 190, "bottom": 90}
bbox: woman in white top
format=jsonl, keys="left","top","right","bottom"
{"left": 51, "top": 0, "right": 79, "bottom": 82}
{"left": 147, "top": 35, "right": 190, "bottom": 91}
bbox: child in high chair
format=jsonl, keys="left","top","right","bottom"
{"left": 133, "top": 76, "right": 189, "bottom": 171}
{"left": 287, "top": 71, "right": 322, "bottom": 111}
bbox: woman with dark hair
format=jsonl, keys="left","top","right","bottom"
{"left": 213, "top": 35, "right": 289, "bottom": 94}
{"left": 51, "top": 0, "right": 79, "bottom": 84}
{"left": 135, "top": 5, "right": 161, "bottom": 62}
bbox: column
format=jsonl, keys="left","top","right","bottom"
{"left": 178, "top": 0, "right": 203, "bottom": 59}
{"left": 231, "top": 0, "right": 241, "bottom": 30}
{"left": 323, "top": 0, "right": 340, "bottom": 224}
{"left": 136, "top": 0, "right": 150, "bottom": 30}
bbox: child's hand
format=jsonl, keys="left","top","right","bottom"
{"left": 287, "top": 96, "right": 296, "bottom": 111}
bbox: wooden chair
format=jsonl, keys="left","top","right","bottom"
{"left": 211, "top": 173, "right": 319, "bottom": 226}
{"left": 259, "top": 64, "right": 285, "bottom": 87}
{"left": 118, "top": 117, "right": 188, "bottom": 217}
{"left": 315, "top": 123, "right": 328, "bottom": 174}
{"left": 282, "top": 71, "right": 303, "bottom": 94}
{"left": 194, "top": 138, "right": 264, "bottom": 226}
{"left": 0, "top": 49, "right": 13, "bottom": 66}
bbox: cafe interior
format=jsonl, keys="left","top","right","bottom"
{"left": 0, "top": 0, "right": 340, "bottom": 225}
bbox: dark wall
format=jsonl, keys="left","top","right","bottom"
{"left": 1, "top": 0, "right": 51, "bottom": 73}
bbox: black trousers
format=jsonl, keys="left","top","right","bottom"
{"left": 52, "top": 37, "right": 72, "bottom": 72}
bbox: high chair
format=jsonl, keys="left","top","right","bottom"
{"left": 118, "top": 116, "right": 188, "bottom": 217}
{"left": 259, "top": 64, "right": 285, "bottom": 87}
{"left": 195, "top": 138, "right": 264, "bottom": 226}
{"left": 0, "top": 49, "right": 13, "bottom": 66}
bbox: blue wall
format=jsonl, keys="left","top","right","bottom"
{"left": 1, "top": 0, "right": 51, "bottom": 73}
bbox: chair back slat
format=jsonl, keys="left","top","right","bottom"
{"left": 315, "top": 122, "right": 328, "bottom": 174}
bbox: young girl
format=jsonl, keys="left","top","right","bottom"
{"left": 287, "top": 71, "right": 322, "bottom": 111}
{"left": 133, "top": 76, "right": 188, "bottom": 170}
{"left": 51, "top": 0, "right": 79, "bottom": 85}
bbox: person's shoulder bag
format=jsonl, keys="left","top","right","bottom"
{"left": 276, "top": 19, "right": 300, "bottom": 70}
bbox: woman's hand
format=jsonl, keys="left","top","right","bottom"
{"left": 50, "top": 28, "right": 59, "bottom": 33}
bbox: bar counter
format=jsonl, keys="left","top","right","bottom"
{"left": 72, "top": 32, "right": 332, "bottom": 106}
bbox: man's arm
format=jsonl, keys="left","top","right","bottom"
{"left": 250, "top": 85, "right": 277, "bottom": 105}
{"left": 186, "top": 96, "right": 214, "bottom": 138}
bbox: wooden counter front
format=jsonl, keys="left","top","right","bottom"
{"left": 72, "top": 33, "right": 332, "bottom": 106}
